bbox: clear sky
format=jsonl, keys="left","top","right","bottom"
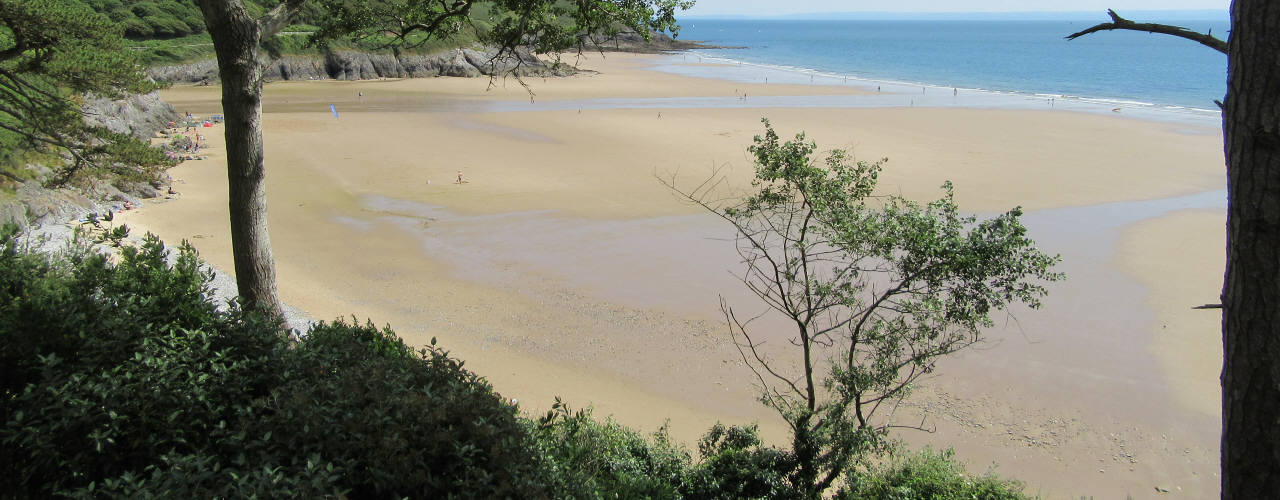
{"left": 683, "top": 0, "right": 1231, "bottom": 17}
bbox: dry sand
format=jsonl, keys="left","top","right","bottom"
{"left": 126, "top": 53, "right": 1226, "bottom": 498}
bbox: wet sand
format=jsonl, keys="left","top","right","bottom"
{"left": 129, "top": 53, "right": 1226, "bottom": 498}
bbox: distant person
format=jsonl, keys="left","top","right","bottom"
{"left": 953, "top": 88, "right": 958, "bottom": 96}
{"left": 457, "top": 170, "right": 464, "bottom": 184}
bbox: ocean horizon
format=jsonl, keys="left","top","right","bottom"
{"left": 671, "top": 19, "right": 1228, "bottom": 117}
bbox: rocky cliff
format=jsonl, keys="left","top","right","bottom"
{"left": 149, "top": 47, "right": 571, "bottom": 85}
{"left": 1, "top": 91, "right": 179, "bottom": 229}
{"left": 83, "top": 91, "right": 182, "bottom": 140}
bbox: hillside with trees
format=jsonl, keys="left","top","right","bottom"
{"left": 79, "top": 0, "right": 319, "bottom": 39}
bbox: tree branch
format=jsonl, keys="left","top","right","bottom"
{"left": 1066, "top": 9, "right": 1228, "bottom": 55}
{"left": 258, "top": 0, "right": 309, "bottom": 39}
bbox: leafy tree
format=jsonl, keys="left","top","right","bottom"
{"left": 192, "top": 0, "right": 690, "bottom": 319}
{"left": 1067, "top": 6, "right": 1279, "bottom": 496}
{"left": 0, "top": 0, "right": 171, "bottom": 183}
{"left": 669, "top": 120, "right": 1061, "bottom": 498}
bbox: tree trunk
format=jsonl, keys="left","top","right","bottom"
{"left": 196, "top": 0, "right": 284, "bottom": 319}
{"left": 1221, "top": 0, "right": 1280, "bottom": 496}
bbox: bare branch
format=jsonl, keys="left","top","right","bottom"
{"left": 1066, "top": 9, "right": 1228, "bottom": 55}
{"left": 258, "top": 0, "right": 309, "bottom": 39}
{"left": 725, "top": 301, "right": 806, "bottom": 401}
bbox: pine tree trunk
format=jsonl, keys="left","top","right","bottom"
{"left": 196, "top": 0, "right": 284, "bottom": 319}
{"left": 1221, "top": 0, "right": 1280, "bottom": 496}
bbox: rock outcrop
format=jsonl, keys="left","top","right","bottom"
{"left": 1, "top": 92, "right": 178, "bottom": 229}
{"left": 82, "top": 91, "right": 182, "bottom": 140}
{"left": 149, "top": 47, "right": 570, "bottom": 85}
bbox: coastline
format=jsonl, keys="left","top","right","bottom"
{"left": 672, "top": 18, "right": 1228, "bottom": 119}
{"left": 123, "top": 52, "right": 1225, "bottom": 498}
{"left": 655, "top": 53, "right": 1224, "bottom": 127}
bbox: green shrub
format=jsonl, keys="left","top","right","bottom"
{"left": 839, "top": 448, "right": 1030, "bottom": 500}
{"left": 260, "top": 321, "right": 555, "bottom": 498}
{"left": 683, "top": 423, "right": 797, "bottom": 499}
{"left": 0, "top": 227, "right": 226, "bottom": 406}
{"left": 0, "top": 227, "right": 556, "bottom": 498}
{"left": 535, "top": 399, "right": 691, "bottom": 499}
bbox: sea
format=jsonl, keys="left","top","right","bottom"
{"left": 659, "top": 18, "right": 1229, "bottom": 124}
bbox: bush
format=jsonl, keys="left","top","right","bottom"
{"left": 0, "top": 226, "right": 226, "bottom": 406}
{"left": 839, "top": 448, "right": 1030, "bottom": 500}
{"left": 0, "top": 227, "right": 555, "bottom": 498}
{"left": 262, "top": 321, "right": 555, "bottom": 498}
{"left": 683, "top": 423, "right": 797, "bottom": 499}
{"left": 535, "top": 399, "right": 692, "bottom": 498}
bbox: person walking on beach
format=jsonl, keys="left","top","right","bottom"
{"left": 456, "top": 170, "right": 464, "bottom": 184}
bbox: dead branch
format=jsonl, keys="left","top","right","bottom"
{"left": 1066, "top": 9, "right": 1228, "bottom": 55}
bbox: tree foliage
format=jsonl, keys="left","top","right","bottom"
{"left": 0, "top": 0, "right": 172, "bottom": 183}
{"left": 671, "top": 120, "right": 1062, "bottom": 498}
{"left": 307, "top": 0, "right": 692, "bottom": 68}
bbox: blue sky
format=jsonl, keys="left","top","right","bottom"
{"left": 682, "top": 0, "right": 1231, "bottom": 17}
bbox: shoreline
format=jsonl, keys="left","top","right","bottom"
{"left": 126, "top": 52, "right": 1225, "bottom": 498}
{"left": 653, "top": 52, "right": 1223, "bottom": 127}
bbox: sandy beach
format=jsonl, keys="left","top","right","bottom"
{"left": 126, "top": 53, "right": 1226, "bottom": 498}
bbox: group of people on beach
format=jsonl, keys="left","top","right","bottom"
{"left": 162, "top": 111, "right": 219, "bottom": 162}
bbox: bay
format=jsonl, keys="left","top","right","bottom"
{"left": 678, "top": 19, "right": 1229, "bottom": 111}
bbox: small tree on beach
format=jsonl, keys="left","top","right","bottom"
{"left": 193, "top": 0, "right": 691, "bottom": 319}
{"left": 667, "top": 120, "right": 1062, "bottom": 498}
{"left": 1068, "top": 6, "right": 1280, "bottom": 496}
